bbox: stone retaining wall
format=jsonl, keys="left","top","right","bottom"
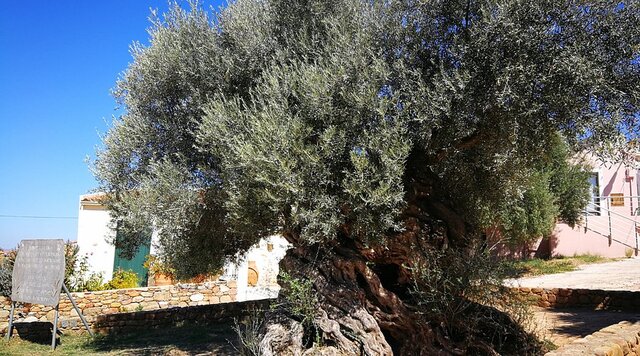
{"left": 546, "top": 321, "right": 640, "bottom": 356}
{"left": 93, "top": 299, "right": 269, "bottom": 334}
{"left": 514, "top": 287, "right": 640, "bottom": 310}
{"left": 3, "top": 299, "right": 270, "bottom": 342}
{"left": 1, "top": 280, "right": 237, "bottom": 336}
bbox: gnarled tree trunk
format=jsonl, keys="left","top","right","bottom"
{"left": 259, "top": 192, "right": 457, "bottom": 355}
{"left": 260, "top": 195, "right": 540, "bottom": 355}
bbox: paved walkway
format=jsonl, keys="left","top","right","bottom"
{"left": 504, "top": 258, "right": 640, "bottom": 349}
{"left": 531, "top": 307, "right": 640, "bottom": 348}
{"left": 506, "top": 257, "right": 640, "bottom": 291}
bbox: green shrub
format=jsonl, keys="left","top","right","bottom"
{"left": 278, "top": 272, "right": 318, "bottom": 327}
{"left": 410, "top": 245, "right": 542, "bottom": 354}
{"left": 233, "top": 308, "right": 266, "bottom": 356}
{"left": 77, "top": 272, "right": 106, "bottom": 291}
{"left": 64, "top": 242, "right": 81, "bottom": 288}
{"left": 105, "top": 269, "right": 139, "bottom": 290}
{"left": 0, "top": 260, "right": 11, "bottom": 297}
{"left": 1, "top": 249, "right": 16, "bottom": 297}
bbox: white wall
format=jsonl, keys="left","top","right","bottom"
{"left": 234, "top": 235, "right": 290, "bottom": 302}
{"left": 76, "top": 199, "right": 116, "bottom": 282}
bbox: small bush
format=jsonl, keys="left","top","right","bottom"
{"left": 105, "top": 269, "right": 139, "bottom": 290}
{"left": 78, "top": 272, "right": 106, "bottom": 291}
{"left": 625, "top": 248, "right": 635, "bottom": 258}
{"left": 1, "top": 249, "right": 16, "bottom": 297}
{"left": 143, "top": 254, "right": 175, "bottom": 277}
{"left": 232, "top": 308, "right": 266, "bottom": 356}
{"left": 64, "top": 242, "right": 81, "bottom": 288}
{"left": 410, "top": 244, "right": 542, "bottom": 354}
{"left": 278, "top": 272, "right": 318, "bottom": 327}
{"left": 0, "top": 260, "right": 11, "bottom": 297}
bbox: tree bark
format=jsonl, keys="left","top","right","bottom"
{"left": 260, "top": 199, "right": 460, "bottom": 355}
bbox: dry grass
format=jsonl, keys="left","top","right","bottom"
{"left": 504, "top": 254, "right": 617, "bottom": 277}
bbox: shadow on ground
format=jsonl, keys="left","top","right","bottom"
{"left": 85, "top": 323, "right": 239, "bottom": 355}
{"left": 12, "top": 321, "right": 60, "bottom": 346}
{"left": 535, "top": 307, "right": 640, "bottom": 346}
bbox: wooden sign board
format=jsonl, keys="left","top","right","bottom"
{"left": 11, "top": 239, "right": 65, "bottom": 306}
{"left": 610, "top": 193, "right": 625, "bottom": 207}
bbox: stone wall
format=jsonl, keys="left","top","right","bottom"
{"left": 546, "top": 321, "right": 640, "bottom": 356}
{"left": 1, "top": 280, "right": 237, "bottom": 336}
{"left": 514, "top": 287, "right": 640, "bottom": 310}
{"left": 92, "top": 299, "right": 269, "bottom": 335}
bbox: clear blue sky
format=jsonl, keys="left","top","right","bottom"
{"left": 0, "top": 1, "right": 224, "bottom": 249}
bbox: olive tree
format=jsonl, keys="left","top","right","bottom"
{"left": 95, "top": 0, "right": 639, "bottom": 353}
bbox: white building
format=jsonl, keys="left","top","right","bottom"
{"left": 76, "top": 193, "right": 290, "bottom": 301}
{"left": 77, "top": 193, "right": 118, "bottom": 281}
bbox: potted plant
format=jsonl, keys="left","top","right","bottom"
{"left": 143, "top": 255, "right": 175, "bottom": 286}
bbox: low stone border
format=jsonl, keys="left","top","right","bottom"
{"left": 545, "top": 321, "right": 640, "bottom": 356}
{"left": 513, "top": 287, "right": 640, "bottom": 311}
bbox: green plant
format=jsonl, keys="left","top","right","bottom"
{"left": 105, "top": 269, "right": 139, "bottom": 290}
{"left": 0, "top": 248, "right": 16, "bottom": 297}
{"left": 78, "top": 272, "right": 106, "bottom": 291}
{"left": 64, "top": 241, "right": 81, "bottom": 287}
{"left": 272, "top": 272, "right": 323, "bottom": 349}
{"left": 135, "top": 304, "right": 144, "bottom": 312}
{"left": 66, "top": 246, "right": 91, "bottom": 291}
{"left": 232, "top": 308, "right": 266, "bottom": 356}
{"left": 278, "top": 272, "right": 318, "bottom": 327}
{"left": 62, "top": 241, "right": 109, "bottom": 292}
{"left": 0, "top": 259, "right": 11, "bottom": 297}
{"left": 143, "top": 254, "right": 175, "bottom": 277}
{"left": 410, "top": 245, "right": 541, "bottom": 354}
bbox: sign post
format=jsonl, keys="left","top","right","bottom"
{"left": 5, "top": 301, "right": 15, "bottom": 341}
{"left": 6, "top": 239, "right": 93, "bottom": 350}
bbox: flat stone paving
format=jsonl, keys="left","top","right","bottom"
{"left": 506, "top": 257, "right": 640, "bottom": 291}
{"left": 532, "top": 307, "right": 640, "bottom": 348}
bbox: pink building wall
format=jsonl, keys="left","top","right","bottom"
{"left": 550, "top": 155, "right": 640, "bottom": 258}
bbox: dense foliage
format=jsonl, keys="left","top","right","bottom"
{"left": 64, "top": 241, "right": 86, "bottom": 290}
{"left": 95, "top": 0, "right": 638, "bottom": 278}
{"left": 0, "top": 258, "right": 11, "bottom": 297}
{"left": 104, "top": 269, "right": 139, "bottom": 290}
{"left": 497, "top": 134, "right": 591, "bottom": 246}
